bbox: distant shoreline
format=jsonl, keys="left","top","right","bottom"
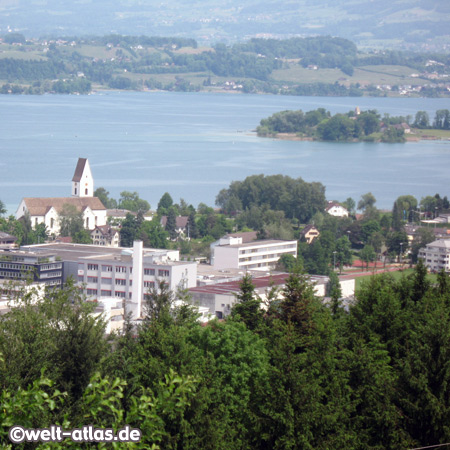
{"left": 258, "top": 132, "right": 450, "bottom": 143}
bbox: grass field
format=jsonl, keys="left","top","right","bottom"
{"left": 354, "top": 268, "right": 437, "bottom": 290}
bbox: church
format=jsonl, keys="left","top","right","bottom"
{"left": 16, "top": 158, "right": 107, "bottom": 235}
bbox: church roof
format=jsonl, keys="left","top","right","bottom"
{"left": 72, "top": 158, "right": 88, "bottom": 182}
{"left": 23, "top": 197, "right": 106, "bottom": 216}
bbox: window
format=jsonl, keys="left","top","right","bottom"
{"left": 158, "top": 269, "right": 169, "bottom": 277}
{"left": 116, "top": 266, "right": 127, "bottom": 273}
{"left": 144, "top": 268, "right": 155, "bottom": 276}
{"left": 101, "top": 277, "right": 112, "bottom": 285}
{"left": 78, "top": 276, "right": 84, "bottom": 283}
{"left": 87, "top": 289, "right": 97, "bottom": 296}
{"left": 115, "top": 279, "right": 127, "bottom": 286}
{"left": 102, "top": 265, "right": 113, "bottom": 272}
{"left": 87, "top": 276, "right": 98, "bottom": 283}
{"left": 74, "top": 188, "right": 77, "bottom": 195}
{"left": 144, "top": 281, "right": 155, "bottom": 289}
{"left": 115, "top": 291, "right": 126, "bottom": 298}
{"left": 85, "top": 188, "right": 88, "bottom": 195}
{"left": 101, "top": 290, "right": 112, "bottom": 296}
{"left": 87, "top": 264, "right": 98, "bottom": 271}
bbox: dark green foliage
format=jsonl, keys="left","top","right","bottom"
{"left": 231, "top": 274, "right": 264, "bottom": 331}
{"left": 165, "top": 207, "right": 178, "bottom": 240}
{"left": 216, "top": 174, "right": 326, "bottom": 224}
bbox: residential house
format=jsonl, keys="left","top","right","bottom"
{"left": 0, "top": 232, "right": 17, "bottom": 247}
{"left": 160, "top": 215, "right": 189, "bottom": 238}
{"left": 325, "top": 202, "right": 349, "bottom": 217}
{"left": 300, "top": 225, "right": 320, "bottom": 244}
{"left": 91, "top": 225, "right": 120, "bottom": 247}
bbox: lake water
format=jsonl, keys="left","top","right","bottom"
{"left": 1, "top": 91, "right": 449, "bottom": 214}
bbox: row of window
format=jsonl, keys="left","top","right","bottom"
{"left": 85, "top": 264, "right": 169, "bottom": 277}
{"left": 0, "top": 263, "right": 33, "bottom": 271}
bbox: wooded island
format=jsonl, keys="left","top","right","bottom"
{"left": 256, "top": 108, "right": 450, "bottom": 142}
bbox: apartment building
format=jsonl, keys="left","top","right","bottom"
{"left": 211, "top": 236, "right": 297, "bottom": 270}
{"left": 418, "top": 239, "right": 450, "bottom": 272}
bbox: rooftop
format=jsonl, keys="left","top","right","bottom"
{"left": 222, "top": 239, "right": 297, "bottom": 249}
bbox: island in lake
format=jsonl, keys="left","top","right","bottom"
{"left": 256, "top": 108, "right": 450, "bottom": 143}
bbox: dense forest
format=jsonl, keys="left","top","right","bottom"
{"left": 1, "top": 262, "right": 450, "bottom": 448}
{"left": 1, "top": 34, "right": 449, "bottom": 96}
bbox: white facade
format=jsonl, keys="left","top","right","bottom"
{"left": 212, "top": 239, "right": 298, "bottom": 271}
{"left": 76, "top": 246, "right": 197, "bottom": 319}
{"left": 418, "top": 239, "right": 450, "bottom": 272}
{"left": 325, "top": 203, "right": 349, "bottom": 217}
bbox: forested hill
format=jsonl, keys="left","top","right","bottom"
{"left": 1, "top": 0, "right": 449, "bottom": 51}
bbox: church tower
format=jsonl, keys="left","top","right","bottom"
{"left": 72, "top": 158, "right": 94, "bottom": 197}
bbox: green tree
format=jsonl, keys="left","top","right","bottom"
{"left": 118, "top": 191, "right": 150, "bottom": 213}
{"left": 413, "top": 111, "right": 430, "bottom": 129}
{"left": 231, "top": 274, "right": 263, "bottom": 331}
{"left": 187, "top": 211, "right": 198, "bottom": 239}
{"left": 139, "top": 218, "right": 168, "bottom": 248}
{"left": 335, "top": 236, "right": 352, "bottom": 272}
{"left": 94, "top": 187, "right": 117, "bottom": 209}
{"left": 120, "top": 213, "right": 139, "bottom": 247}
{"left": 0, "top": 200, "right": 6, "bottom": 216}
{"left": 165, "top": 207, "right": 178, "bottom": 240}
{"left": 0, "top": 280, "right": 108, "bottom": 403}
{"left": 392, "top": 201, "right": 403, "bottom": 231}
{"left": 157, "top": 192, "right": 174, "bottom": 214}
{"left": 59, "top": 203, "right": 84, "bottom": 238}
{"left": 360, "top": 244, "right": 376, "bottom": 271}
{"left": 357, "top": 192, "right": 376, "bottom": 211}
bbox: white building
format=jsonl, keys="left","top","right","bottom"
{"left": 22, "top": 241, "right": 197, "bottom": 320}
{"left": 325, "top": 202, "right": 349, "bottom": 217}
{"left": 418, "top": 239, "right": 450, "bottom": 272}
{"left": 189, "top": 273, "right": 355, "bottom": 319}
{"left": 16, "top": 158, "right": 107, "bottom": 235}
{"left": 211, "top": 236, "right": 297, "bottom": 271}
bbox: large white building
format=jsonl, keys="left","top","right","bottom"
{"left": 418, "top": 239, "right": 450, "bottom": 272}
{"left": 21, "top": 241, "right": 198, "bottom": 320}
{"left": 16, "top": 158, "right": 107, "bottom": 235}
{"left": 211, "top": 235, "right": 297, "bottom": 271}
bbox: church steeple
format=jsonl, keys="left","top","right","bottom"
{"left": 72, "top": 158, "right": 94, "bottom": 197}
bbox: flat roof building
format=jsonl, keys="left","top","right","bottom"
{"left": 211, "top": 236, "right": 297, "bottom": 271}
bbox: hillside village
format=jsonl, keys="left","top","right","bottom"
{"left": 1, "top": 157, "right": 449, "bottom": 333}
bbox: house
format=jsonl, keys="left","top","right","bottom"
{"left": 90, "top": 225, "right": 120, "bottom": 247}
{"left": 418, "top": 239, "right": 450, "bottom": 272}
{"left": 0, "top": 232, "right": 17, "bottom": 247}
{"left": 211, "top": 237, "right": 297, "bottom": 271}
{"left": 160, "top": 215, "right": 189, "bottom": 237}
{"left": 15, "top": 158, "right": 107, "bottom": 235}
{"left": 325, "top": 202, "right": 349, "bottom": 217}
{"left": 300, "top": 225, "right": 320, "bottom": 244}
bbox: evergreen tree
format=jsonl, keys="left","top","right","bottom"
{"left": 231, "top": 274, "right": 263, "bottom": 331}
{"left": 187, "top": 211, "right": 198, "bottom": 239}
{"left": 391, "top": 201, "right": 403, "bottom": 231}
{"left": 165, "top": 207, "right": 178, "bottom": 240}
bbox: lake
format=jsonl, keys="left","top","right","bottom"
{"left": 1, "top": 91, "right": 449, "bottom": 214}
